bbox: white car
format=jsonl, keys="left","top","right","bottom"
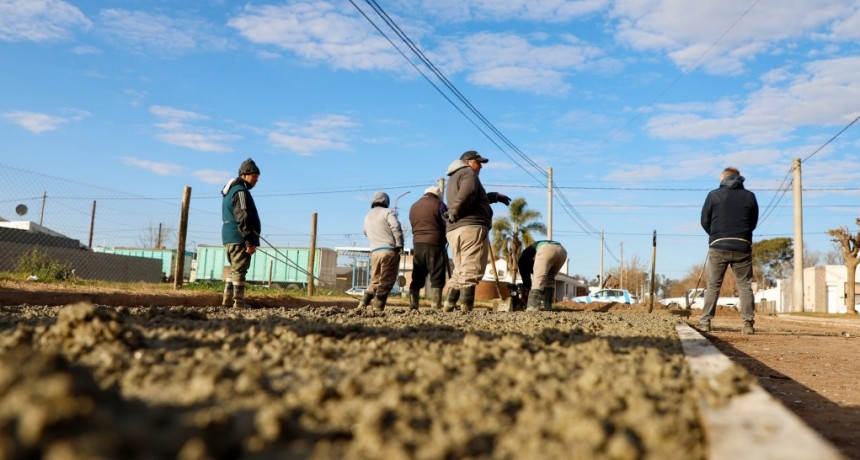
{"left": 573, "top": 289, "right": 634, "bottom": 305}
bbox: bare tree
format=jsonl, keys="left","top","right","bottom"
{"left": 138, "top": 222, "right": 175, "bottom": 249}
{"left": 826, "top": 218, "right": 860, "bottom": 314}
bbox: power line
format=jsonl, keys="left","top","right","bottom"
{"left": 801, "top": 115, "right": 860, "bottom": 163}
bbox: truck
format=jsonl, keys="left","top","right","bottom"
{"left": 658, "top": 288, "right": 739, "bottom": 309}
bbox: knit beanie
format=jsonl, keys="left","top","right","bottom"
{"left": 239, "top": 158, "right": 260, "bottom": 175}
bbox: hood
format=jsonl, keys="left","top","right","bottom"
{"left": 221, "top": 177, "right": 239, "bottom": 196}
{"left": 720, "top": 174, "right": 745, "bottom": 189}
{"left": 446, "top": 159, "right": 469, "bottom": 176}
{"left": 371, "top": 191, "right": 390, "bottom": 208}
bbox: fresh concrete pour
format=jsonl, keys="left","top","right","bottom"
{"left": 0, "top": 303, "right": 823, "bottom": 459}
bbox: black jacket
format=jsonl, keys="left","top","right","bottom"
{"left": 701, "top": 175, "right": 758, "bottom": 252}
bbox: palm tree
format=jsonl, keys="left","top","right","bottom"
{"left": 491, "top": 197, "right": 546, "bottom": 287}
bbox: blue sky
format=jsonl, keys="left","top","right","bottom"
{"left": 1, "top": 0, "right": 859, "bottom": 282}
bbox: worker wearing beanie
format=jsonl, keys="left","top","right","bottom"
{"left": 220, "top": 158, "right": 261, "bottom": 308}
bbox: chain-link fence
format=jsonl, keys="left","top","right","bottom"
{"left": 0, "top": 163, "right": 342, "bottom": 287}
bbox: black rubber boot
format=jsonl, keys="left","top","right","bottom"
{"left": 443, "top": 289, "right": 460, "bottom": 312}
{"left": 358, "top": 291, "right": 374, "bottom": 309}
{"left": 409, "top": 289, "right": 420, "bottom": 310}
{"left": 430, "top": 288, "right": 443, "bottom": 310}
{"left": 460, "top": 286, "right": 475, "bottom": 312}
{"left": 232, "top": 284, "right": 248, "bottom": 308}
{"left": 526, "top": 289, "right": 543, "bottom": 312}
{"left": 542, "top": 287, "right": 555, "bottom": 311}
{"left": 371, "top": 294, "right": 388, "bottom": 312}
{"left": 221, "top": 281, "right": 233, "bottom": 307}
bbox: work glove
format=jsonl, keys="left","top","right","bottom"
{"left": 487, "top": 192, "right": 511, "bottom": 206}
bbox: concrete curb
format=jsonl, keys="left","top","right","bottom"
{"left": 676, "top": 323, "right": 844, "bottom": 460}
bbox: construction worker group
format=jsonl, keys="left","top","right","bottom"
{"left": 221, "top": 151, "right": 567, "bottom": 311}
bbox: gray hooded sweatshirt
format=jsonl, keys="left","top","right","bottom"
{"left": 445, "top": 159, "right": 493, "bottom": 232}
{"left": 363, "top": 191, "right": 404, "bottom": 250}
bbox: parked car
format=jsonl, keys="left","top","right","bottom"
{"left": 572, "top": 288, "right": 634, "bottom": 304}
{"left": 659, "top": 288, "right": 739, "bottom": 309}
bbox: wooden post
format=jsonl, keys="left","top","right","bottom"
{"left": 88, "top": 200, "right": 96, "bottom": 248}
{"left": 649, "top": 230, "right": 657, "bottom": 313}
{"left": 173, "top": 186, "right": 191, "bottom": 289}
{"left": 307, "top": 212, "right": 318, "bottom": 296}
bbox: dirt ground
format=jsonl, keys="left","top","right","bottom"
{"left": 693, "top": 310, "right": 860, "bottom": 460}
{"left": 1, "top": 282, "right": 858, "bottom": 458}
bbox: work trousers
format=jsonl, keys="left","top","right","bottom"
{"left": 532, "top": 243, "right": 568, "bottom": 291}
{"left": 368, "top": 249, "right": 401, "bottom": 296}
{"left": 702, "top": 248, "right": 755, "bottom": 323}
{"left": 410, "top": 243, "right": 448, "bottom": 291}
{"left": 225, "top": 243, "right": 252, "bottom": 286}
{"left": 446, "top": 225, "right": 488, "bottom": 289}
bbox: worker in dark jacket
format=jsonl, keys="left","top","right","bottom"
{"left": 221, "top": 158, "right": 261, "bottom": 308}
{"left": 443, "top": 150, "right": 510, "bottom": 311}
{"left": 408, "top": 184, "right": 448, "bottom": 310}
{"left": 518, "top": 240, "right": 568, "bottom": 311}
{"left": 700, "top": 166, "right": 759, "bottom": 334}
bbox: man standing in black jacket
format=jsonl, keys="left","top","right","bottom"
{"left": 700, "top": 166, "right": 759, "bottom": 334}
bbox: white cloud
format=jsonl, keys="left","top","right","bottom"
{"left": 0, "top": 110, "right": 87, "bottom": 133}
{"left": 611, "top": 0, "right": 858, "bottom": 75}
{"left": 98, "top": 9, "right": 229, "bottom": 56}
{"left": 436, "top": 32, "right": 606, "bottom": 95}
{"left": 0, "top": 0, "right": 90, "bottom": 42}
{"left": 122, "top": 156, "right": 182, "bottom": 176}
{"left": 228, "top": 2, "right": 406, "bottom": 72}
{"left": 149, "top": 105, "right": 239, "bottom": 153}
{"left": 411, "top": 0, "right": 608, "bottom": 23}
{"left": 193, "top": 169, "right": 231, "bottom": 185}
{"left": 268, "top": 114, "right": 358, "bottom": 155}
{"left": 646, "top": 56, "right": 860, "bottom": 144}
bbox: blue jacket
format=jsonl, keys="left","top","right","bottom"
{"left": 701, "top": 175, "right": 758, "bottom": 252}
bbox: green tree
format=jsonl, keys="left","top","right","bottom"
{"left": 752, "top": 237, "right": 793, "bottom": 288}
{"left": 491, "top": 198, "right": 546, "bottom": 286}
{"left": 827, "top": 218, "right": 860, "bottom": 314}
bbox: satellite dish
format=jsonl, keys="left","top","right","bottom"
{"left": 15, "top": 204, "right": 28, "bottom": 217}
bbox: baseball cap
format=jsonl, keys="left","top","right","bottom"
{"left": 460, "top": 150, "right": 488, "bottom": 163}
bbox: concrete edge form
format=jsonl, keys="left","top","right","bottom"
{"left": 675, "top": 323, "right": 844, "bottom": 460}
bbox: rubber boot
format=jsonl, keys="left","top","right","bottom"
{"left": 526, "top": 289, "right": 543, "bottom": 312}
{"left": 430, "top": 288, "right": 443, "bottom": 310}
{"left": 357, "top": 291, "right": 374, "bottom": 309}
{"left": 221, "top": 281, "right": 233, "bottom": 307}
{"left": 542, "top": 287, "right": 555, "bottom": 311}
{"left": 460, "top": 286, "right": 475, "bottom": 312}
{"left": 409, "top": 289, "right": 420, "bottom": 310}
{"left": 233, "top": 284, "right": 248, "bottom": 308}
{"left": 443, "top": 289, "right": 460, "bottom": 312}
{"left": 371, "top": 294, "right": 388, "bottom": 312}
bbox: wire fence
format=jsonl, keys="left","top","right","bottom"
{"left": 0, "top": 163, "right": 342, "bottom": 288}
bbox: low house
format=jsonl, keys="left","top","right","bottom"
{"left": 803, "top": 265, "right": 860, "bottom": 313}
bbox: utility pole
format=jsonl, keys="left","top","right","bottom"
{"left": 547, "top": 167, "right": 553, "bottom": 240}
{"left": 39, "top": 191, "right": 46, "bottom": 225}
{"left": 792, "top": 158, "right": 805, "bottom": 312}
{"left": 88, "top": 200, "right": 96, "bottom": 248}
{"left": 600, "top": 230, "right": 604, "bottom": 288}
{"left": 620, "top": 241, "right": 624, "bottom": 289}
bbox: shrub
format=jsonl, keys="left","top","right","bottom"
{"left": 15, "top": 248, "right": 74, "bottom": 281}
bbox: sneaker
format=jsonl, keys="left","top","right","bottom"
{"left": 697, "top": 322, "right": 711, "bottom": 332}
{"left": 742, "top": 320, "right": 755, "bottom": 335}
